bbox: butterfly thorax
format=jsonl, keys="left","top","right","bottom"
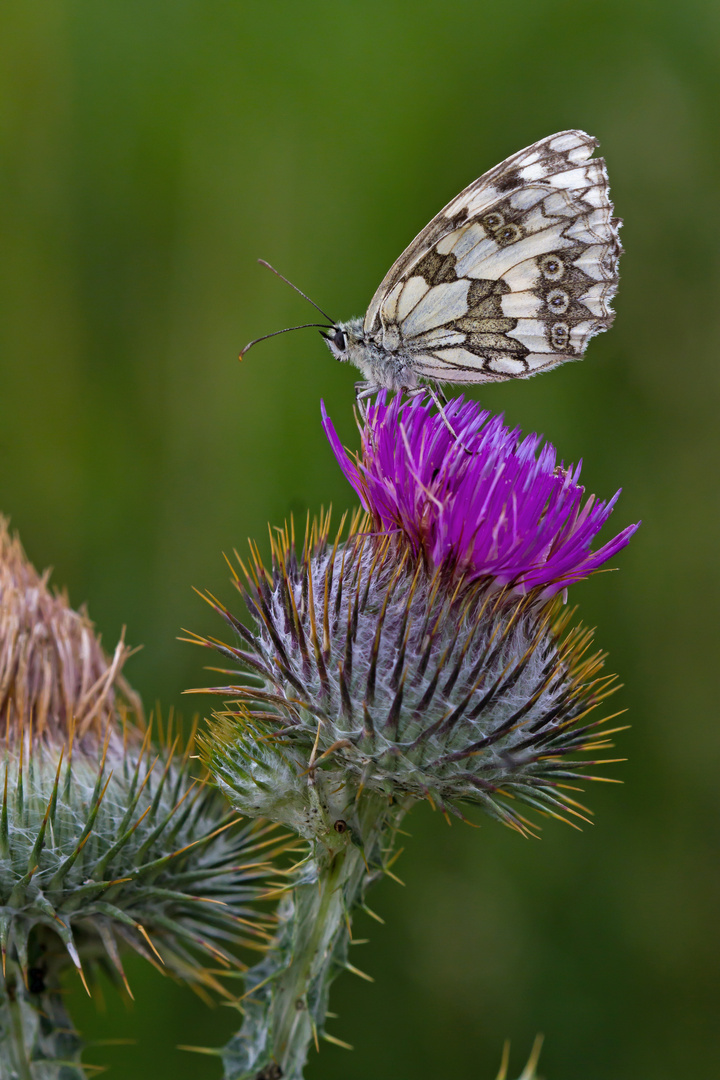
{"left": 324, "top": 316, "right": 422, "bottom": 392}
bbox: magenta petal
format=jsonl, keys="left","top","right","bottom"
{"left": 322, "top": 394, "right": 639, "bottom": 596}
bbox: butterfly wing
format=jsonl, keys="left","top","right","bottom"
{"left": 363, "top": 131, "right": 621, "bottom": 384}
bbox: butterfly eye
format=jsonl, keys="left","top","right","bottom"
{"left": 332, "top": 328, "right": 347, "bottom": 351}
{"left": 540, "top": 255, "right": 564, "bottom": 281}
{"left": 333, "top": 819, "right": 348, "bottom": 834}
{"left": 496, "top": 223, "right": 522, "bottom": 245}
{"left": 546, "top": 289, "right": 570, "bottom": 314}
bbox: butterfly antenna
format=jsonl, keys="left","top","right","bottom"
{"left": 258, "top": 259, "right": 336, "bottom": 323}
{"left": 240, "top": 323, "right": 334, "bottom": 359}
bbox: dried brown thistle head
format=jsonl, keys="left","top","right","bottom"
{"left": 0, "top": 517, "right": 143, "bottom": 750}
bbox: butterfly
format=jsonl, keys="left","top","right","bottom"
{"left": 242, "top": 130, "right": 621, "bottom": 403}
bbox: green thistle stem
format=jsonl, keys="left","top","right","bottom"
{"left": 6, "top": 991, "right": 33, "bottom": 1080}
{"left": 1, "top": 958, "right": 85, "bottom": 1080}
{"left": 222, "top": 789, "right": 405, "bottom": 1080}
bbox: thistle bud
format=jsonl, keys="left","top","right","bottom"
{"left": 0, "top": 520, "right": 281, "bottom": 1078}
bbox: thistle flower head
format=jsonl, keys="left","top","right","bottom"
{"left": 322, "top": 393, "right": 639, "bottom": 597}
{"left": 0, "top": 519, "right": 282, "bottom": 1010}
{"left": 194, "top": 396, "right": 638, "bottom": 1080}
{"left": 197, "top": 397, "right": 637, "bottom": 836}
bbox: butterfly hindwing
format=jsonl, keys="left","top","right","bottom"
{"left": 363, "top": 131, "right": 621, "bottom": 385}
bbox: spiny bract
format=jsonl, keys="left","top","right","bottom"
{"left": 194, "top": 510, "right": 623, "bottom": 835}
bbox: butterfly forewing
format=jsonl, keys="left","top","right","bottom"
{"left": 363, "top": 130, "right": 621, "bottom": 385}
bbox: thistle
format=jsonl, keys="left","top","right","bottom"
{"left": 0, "top": 519, "right": 284, "bottom": 1079}
{"left": 193, "top": 393, "right": 638, "bottom": 1080}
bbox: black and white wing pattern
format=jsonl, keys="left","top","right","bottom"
{"left": 363, "top": 130, "right": 621, "bottom": 384}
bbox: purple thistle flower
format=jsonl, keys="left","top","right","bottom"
{"left": 322, "top": 393, "right": 638, "bottom": 598}
{"left": 191, "top": 393, "right": 639, "bottom": 1080}
{"left": 193, "top": 396, "right": 639, "bottom": 1079}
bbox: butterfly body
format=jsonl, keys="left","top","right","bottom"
{"left": 324, "top": 316, "right": 427, "bottom": 393}
{"left": 321, "top": 130, "right": 621, "bottom": 396}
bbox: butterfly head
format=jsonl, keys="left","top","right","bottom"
{"left": 320, "top": 318, "right": 364, "bottom": 365}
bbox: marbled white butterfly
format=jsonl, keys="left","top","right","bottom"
{"left": 243, "top": 130, "right": 621, "bottom": 402}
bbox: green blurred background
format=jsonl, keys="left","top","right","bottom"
{"left": 1, "top": 1, "right": 719, "bottom": 1077}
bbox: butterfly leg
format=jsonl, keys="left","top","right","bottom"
{"left": 355, "top": 382, "right": 380, "bottom": 401}
{"left": 354, "top": 381, "right": 381, "bottom": 420}
{"left": 404, "top": 384, "right": 447, "bottom": 406}
{"left": 423, "top": 383, "right": 477, "bottom": 455}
